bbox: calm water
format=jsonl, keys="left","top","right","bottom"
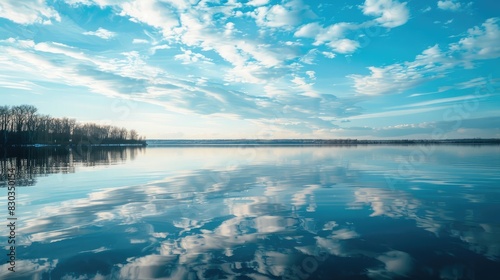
{"left": 1, "top": 145, "right": 500, "bottom": 279}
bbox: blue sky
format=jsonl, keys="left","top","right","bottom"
{"left": 0, "top": 0, "right": 499, "bottom": 139}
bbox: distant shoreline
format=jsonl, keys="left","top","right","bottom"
{"left": 3, "top": 139, "right": 500, "bottom": 148}
{"left": 146, "top": 139, "right": 500, "bottom": 146}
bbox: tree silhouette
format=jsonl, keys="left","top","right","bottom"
{"left": 0, "top": 105, "right": 146, "bottom": 147}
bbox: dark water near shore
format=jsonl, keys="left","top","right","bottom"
{"left": 1, "top": 145, "right": 500, "bottom": 279}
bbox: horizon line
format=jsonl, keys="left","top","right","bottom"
{"left": 146, "top": 138, "right": 500, "bottom": 141}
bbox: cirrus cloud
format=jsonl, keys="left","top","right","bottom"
{"left": 0, "top": 0, "right": 61, "bottom": 24}
{"left": 83, "top": 27, "right": 116, "bottom": 39}
{"left": 350, "top": 18, "right": 500, "bottom": 95}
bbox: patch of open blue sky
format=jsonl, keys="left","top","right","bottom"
{"left": 0, "top": 0, "right": 499, "bottom": 139}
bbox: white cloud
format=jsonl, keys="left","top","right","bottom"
{"left": 1, "top": 39, "right": 185, "bottom": 114}
{"left": 349, "top": 44, "right": 445, "bottom": 95}
{"left": 132, "top": 39, "right": 149, "bottom": 44}
{"left": 0, "top": 80, "right": 39, "bottom": 91}
{"left": 450, "top": 18, "right": 500, "bottom": 61}
{"left": 253, "top": 5, "right": 296, "bottom": 29}
{"left": 389, "top": 94, "right": 492, "bottom": 110}
{"left": 456, "top": 77, "right": 488, "bottom": 89}
{"left": 34, "top": 41, "right": 88, "bottom": 61}
{"left": 284, "top": 41, "right": 302, "bottom": 46}
{"left": 174, "top": 48, "right": 212, "bottom": 64}
{"left": 314, "top": 22, "right": 357, "bottom": 45}
{"left": 306, "top": 70, "right": 316, "bottom": 80}
{"left": 150, "top": 44, "right": 171, "bottom": 54}
{"left": 7, "top": 39, "right": 272, "bottom": 121}
{"left": 437, "top": 0, "right": 461, "bottom": 11}
{"left": 1, "top": 38, "right": 35, "bottom": 48}
{"left": 350, "top": 18, "right": 500, "bottom": 95}
{"left": 361, "top": 0, "right": 409, "bottom": 28}
{"left": 322, "top": 51, "right": 336, "bottom": 59}
{"left": 350, "top": 65, "right": 421, "bottom": 96}
{"left": 3, "top": 46, "right": 123, "bottom": 99}
{"left": 300, "top": 49, "right": 318, "bottom": 64}
{"left": 238, "top": 41, "right": 282, "bottom": 67}
{"left": 67, "top": 1, "right": 283, "bottom": 85}
{"left": 291, "top": 76, "right": 306, "bottom": 86}
{"left": 294, "top": 22, "right": 323, "bottom": 38}
{"left": 224, "top": 22, "right": 240, "bottom": 37}
{"left": 83, "top": 27, "right": 116, "bottom": 39}
{"left": 247, "top": 0, "right": 269, "bottom": 6}
{"left": 295, "top": 22, "right": 361, "bottom": 53}
{"left": 294, "top": 0, "right": 408, "bottom": 54}
{"left": 328, "top": 39, "right": 360, "bottom": 54}
{"left": 291, "top": 76, "right": 319, "bottom": 97}
{"left": 0, "top": 0, "right": 61, "bottom": 24}
{"left": 65, "top": 0, "right": 296, "bottom": 89}
{"left": 119, "top": 0, "right": 180, "bottom": 38}
{"left": 175, "top": 10, "right": 293, "bottom": 84}
{"left": 251, "top": 0, "right": 313, "bottom": 30}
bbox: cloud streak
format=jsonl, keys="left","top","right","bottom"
{"left": 0, "top": 0, "right": 61, "bottom": 24}
{"left": 83, "top": 27, "right": 116, "bottom": 39}
{"left": 350, "top": 18, "right": 500, "bottom": 96}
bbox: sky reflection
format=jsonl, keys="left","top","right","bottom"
{"left": 1, "top": 145, "right": 499, "bottom": 279}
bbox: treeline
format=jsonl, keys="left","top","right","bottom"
{"left": 0, "top": 105, "right": 146, "bottom": 146}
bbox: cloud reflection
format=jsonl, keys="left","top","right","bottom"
{"left": 12, "top": 146, "right": 500, "bottom": 279}
{"left": 368, "top": 250, "right": 414, "bottom": 279}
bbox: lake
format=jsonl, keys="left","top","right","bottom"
{"left": 1, "top": 145, "right": 500, "bottom": 279}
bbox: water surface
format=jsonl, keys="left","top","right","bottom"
{"left": 1, "top": 145, "right": 500, "bottom": 279}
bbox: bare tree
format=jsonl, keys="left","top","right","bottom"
{"left": 0, "top": 106, "right": 10, "bottom": 145}
{"left": 119, "top": 128, "right": 128, "bottom": 141}
{"left": 24, "top": 105, "right": 38, "bottom": 143}
{"left": 0, "top": 104, "right": 145, "bottom": 146}
{"left": 11, "top": 106, "right": 28, "bottom": 143}
{"left": 129, "top": 129, "right": 138, "bottom": 140}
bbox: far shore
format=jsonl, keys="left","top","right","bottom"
{"left": 146, "top": 138, "right": 500, "bottom": 146}
{"left": 3, "top": 138, "right": 500, "bottom": 148}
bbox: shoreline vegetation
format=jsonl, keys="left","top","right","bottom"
{"left": 0, "top": 105, "right": 147, "bottom": 147}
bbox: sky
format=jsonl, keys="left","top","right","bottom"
{"left": 0, "top": 0, "right": 499, "bottom": 139}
